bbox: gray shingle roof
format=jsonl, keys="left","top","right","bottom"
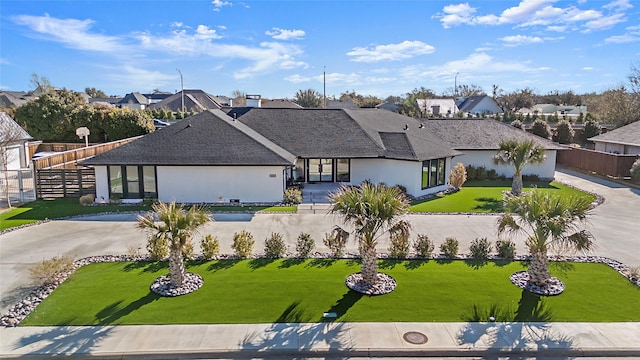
{"left": 0, "top": 112, "right": 31, "bottom": 142}
{"left": 589, "top": 121, "right": 640, "bottom": 146}
{"left": 81, "top": 110, "right": 296, "bottom": 166}
{"left": 149, "top": 90, "right": 221, "bottom": 112}
{"left": 420, "top": 119, "right": 564, "bottom": 150}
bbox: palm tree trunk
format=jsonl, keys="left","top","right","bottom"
{"left": 168, "top": 248, "right": 185, "bottom": 287}
{"left": 361, "top": 245, "right": 378, "bottom": 286}
{"left": 528, "top": 249, "right": 550, "bottom": 286}
{"left": 512, "top": 171, "right": 523, "bottom": 196}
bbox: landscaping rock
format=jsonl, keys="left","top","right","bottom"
{"left": 346, "top": 272, "right": 397, "bottom": 295}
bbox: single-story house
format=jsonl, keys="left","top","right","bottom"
{"left": 421, "top": 119, "right": 563, "bottom": 179}
{"left": 0, "top": 112, "right": 32, "bottom": 171}
{"left": 118, "top": 92, "right": 149, "bottom": 110}
{"left": 589, "top": 121, "right": 640, "bottom": 155}
{"left": 455, "top": 95, "right": 503, "bottom": 116}
{"left": 81, "top": 109, "right": 562, "bottom": 204}
{"left": 416, "top": 99, "right": 458, "bottom": 117}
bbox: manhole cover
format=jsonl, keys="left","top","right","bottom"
{"left": 403, "top": 331, "right": 428, "bottom": 344}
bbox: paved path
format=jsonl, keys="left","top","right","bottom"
{"left": 0, "top": 168, "right": 638, "bottom": 357}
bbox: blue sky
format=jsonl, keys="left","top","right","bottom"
{"left": 1, "top": 0, "right": 639, "bottom": 99}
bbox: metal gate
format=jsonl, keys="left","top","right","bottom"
{"left": 35, "top": 168, "right": 95, "bottom": 198}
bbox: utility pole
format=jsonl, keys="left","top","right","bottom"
{"left": 323, "top": 66, "right": 326, "bottom": 109}
{"left": 176, "top": 69, "right": 184, "bottom": 115}
{"left": 454, "top": 72, "right": 459, "bottom": 97}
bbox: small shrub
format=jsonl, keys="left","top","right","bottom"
{"left": 295, "top": 232, "right": 315, "bottom": 258}
{"left": 465, "top": 165, "right": 477, "bottom": 181}
{"left": 182, "top": 240, "right": 194, "bottom": 260}
{"left": 440, "top": 237, "right": 459, "bottom": 258}
{"left": 264, "top": 232, "right": 286, "bottom": 258}
{"left": 323, "top": 227, "right": 349, "bottom": 258}
{"left": 631, "top": 159, "right": 640, "bottom": 182}
{"left": 30, "top": 256, "right": 75, "bottom": 286}
{"left": 475, "top": 166, "right": 488, "bottom": 181}
{"left": 449, "top": 162, "right": 467, "bottom": 189}
{"left": 413, "top": 234, "right": 434, "bottom": 258}
{"left": 530, "top": 119, "right": 552, "bottom": 139}
{"left": 496, "top": 239, "right": 516, "bottom": 260}
{"left": 125, "top": 243, "right": 142, "bottom": 257}
{"left": 147, "top": 237, "right": 169, "bottom": 260}
{"left": 388, "top": 228, "right": 410, "bottom": 259}
{"left": 232, "top": 230, "right": 255, "bottom": 258}
{"left": 486, "top": 169, "right": 498, "bottom": 181}
{"left": 283, "top": 187, "right": 302, "bottom": 205}
{"left": 469, "top": 237, "right": 492, "bottom": 259}
{"left": 201, "top": 234, "right": 220, "bottom": 259}
{"left": 79, "top": 194, "right": 95, "bottom": 205}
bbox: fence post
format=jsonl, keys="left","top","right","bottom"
{"left": 78, "top": 169, "right": 83, "bottom": 196}
{"left": 61, "top": 170, "right": 67, "bottom": 197}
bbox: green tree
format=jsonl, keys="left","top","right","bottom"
{"left": 583, "top": 117, "right": 601, "bottom": 142}
{"left": 293, "top": 89, "right": 323, "bottom": 108}
{"left": 555, "top": 120, "right": 575, "bottom": 144}
{"left": 399, "top": 87, "right": 437, "bottom": 118}
{"left": 330, "top": 183, "right": 410, "bottom": 291}
{"left": 14, "top": 89, "right": 87, "bottom": 141}
{"left": 497, "top": 190, "right": 594, "bottom": 286}
{"left": 493, "top": 139, "right": 546, "bottom": 196}
{"left": 102, "top": 107, "right": 154, "bottom": 141}
{"left": 137, "top": 202, "right": 211, "bottom": 287}
{"left": 498, "top": 88, "right": 536, "bottom": 113}
{"left": 530, "top": 119, "right": 552, "bottom": 140}
{"left": 84, "top": 87, "right": 108, "bottom": 98}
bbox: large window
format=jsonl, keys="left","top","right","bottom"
{"left": 336, "top": 159, "right": 350, "bottom": 182}
{"left": 108, "top": 165, "right": 157, "bottom": 199}
{"left": 422, "top": 158, "right": 446, "bottom": 189}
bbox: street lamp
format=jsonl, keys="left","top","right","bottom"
{"left": 176, "top": 69, "right": 184, "bottom": 115}
{"left": 454, "top": 72, "right": 459, "bottom": 97}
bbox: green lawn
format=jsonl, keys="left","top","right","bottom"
{"left": 410, "top": 181, "right": 596, "bottom": 213}
{"left": 0, "top": 199, "right": 297, "bottom": 231}
{"left": 21, "top": 259, "right": 640, "bottom": 325}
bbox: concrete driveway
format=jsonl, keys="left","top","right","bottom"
{"left": 1, "top": 168, "right": 638, "bottom": 314}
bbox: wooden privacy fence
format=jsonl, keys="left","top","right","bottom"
{"left": 36, "top": 168, "right": 95, "bottom": 198}
{"left": 557, "top": 147, "right": 638, "bottom": 178}
{"left": 32, "top": 136, "right": 142, "bottom": 170}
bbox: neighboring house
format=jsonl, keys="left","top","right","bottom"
{"left": 0, "top": 91, "right": 35, "bottom": 108}
{"left": 421, "top": 119, "right": 563, "bottom": 179}
{"left": 519, "top": 104, "right": 587, "bottom": 119}
{"left": 148, "top": 89, "right": 222, "bottom": 113}
{"left": 376, "top": 101, "right": 401, "bottom": 113}
{"left": 326, "top": 98, "right": 359, "bottom": 109}
{"left": 589, "top": 121, "right": 640, "bottom": 155}
{"left": 142, "top": 91, "right": 172, "bottom": 104}
{"left": 81, "top": 108, "right": 461, "bottom": 203}
{"left": 0, "top": 112, "right": 32, "bottom": 171}
{"left": 88, "top": 97, "right": 122, "bottom": 108}
{"left": 416, "top": 99, "right": 458, "bottom": 117}
{"left": 118, "top": 92, "right": 149, "bottom": 110}
{"left": 455, "top": 95, "right": 503, "bottom": 116}
{"left": 260, "top": 98, "right": 303, "bottom": 109}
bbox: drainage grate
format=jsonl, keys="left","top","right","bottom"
{"left": 403, "top": 331, "right": 428, "bottom": 345}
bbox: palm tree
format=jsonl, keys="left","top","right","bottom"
{"left": 137, "top": 201, "right": 210, "bottom": 287}
{"left": 330, "top": 183, "right": 410, "bottom": 290}
{"left": 497, "top": 189, "right": 594, "bottom": 287}
{"left": 493, "top": 139, "right": 546, "bottom": 196}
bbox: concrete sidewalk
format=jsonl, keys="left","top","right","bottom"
{"left": 1, "top": 322, "right": 639, "bottom": 358}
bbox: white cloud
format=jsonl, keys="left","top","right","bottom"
{"left": 284, "top": 74, "right": 310, "bottom": 83}
{"left": 195, "top": 25, "right": 222, "bottom": 40}
{"left": 212, "top": 0, "right": 232, "bottom": 12}
{"left": 0, "top": 58, "right": 9, "bottom": 65}
{"left": 265, "top": 27, "right": 305, "bottom": 40}
{"left": 500, "top": 35, "right": 544, "bottom": 46}
{"left": 605, "top": 33, "right": 640, "bottom": 43}
{"left": 582, "top": 67, "right": 596, "bottom": 70}
{"left": 434, "top": 0, "right": 631, "bottom": 33}
{"left": 12, "top": 14, "right": 127, "bottom": 53}
{"left": 347, "top": 40, "right": 435, "bottom": 63}
{"left": 104, "top": 64, "right": 177, "bottom": 91}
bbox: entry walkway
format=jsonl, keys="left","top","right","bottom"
{"left": 1, "top": 322, "right": 639, "bottom": 358}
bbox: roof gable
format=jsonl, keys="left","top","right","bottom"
{"left": 82, "top": 110, "right": 295, "bottom": 166}
{"left": 0, "top": 112, "right": 31, "bottom": 142}
{"left": 589, "top": 121, "right": 640, "bottom": 146}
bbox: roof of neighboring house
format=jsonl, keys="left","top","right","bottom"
{"left": 236, "top": 108, "right": 460, "bottom": 161}
{"left": 589, "top": 121, "right": 640, "bottom": 146}
{"left": 0, "top": 112, "right": 32, "bottom": 143}
{"left": 0, "top": 91, "right": 34, "bottom": 108}
{"left": 142, "top": 91, "right": 172, "bottom": 101}
{"left": 259, "top": 99, "right": 303, "bottom": 108}
{"left": 118, "top": 92, "right": 148, "bottom": 105}
{"left": 81, "top": 110, "right": 296, "bottom": 166}
{"left": 421, "top": 119, "right": 564, "bottom": 151}
{"left": 455, "top": 95, "right": 502, "bottom": 114}
{"left": 148, "top": 90, "right": 222, "bottom": 112}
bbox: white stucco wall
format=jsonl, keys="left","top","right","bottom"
{"left": 451, "top": 150, "right": 557, "bottom": 179}
{"left": 594, "top": 141, "right": 640, "bottom": 155}
{"left": 94, "top": 166, "right": 109, "bottom": 203}
{"left": 157, "top": 166, "right": 284, "bottom": 203}
{"left": 349, "top": 158, "right": 451, "bottom": 197}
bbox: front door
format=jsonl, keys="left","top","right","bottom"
{"left": 307, "top": 159, "right": 333, "bottom": 182}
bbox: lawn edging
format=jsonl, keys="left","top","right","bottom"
{"left": 2, "top": 252, "right": 638, "bottom": 327}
